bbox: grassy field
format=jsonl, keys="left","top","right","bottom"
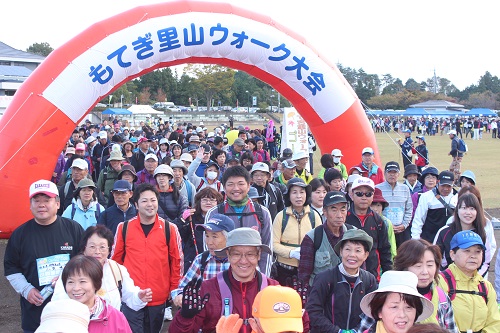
{"left": 312, "top": 131, "right": 499, "bottom": 210}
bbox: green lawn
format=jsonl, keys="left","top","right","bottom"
{"left": 312, "top": 131, "right": 499, "bottom": 209}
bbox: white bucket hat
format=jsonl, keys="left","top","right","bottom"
{"left": 35, "top": 299, "right": 90, "bottom": 333}
{"left": 360, "top": 271, "right": 434, "bottom": 322}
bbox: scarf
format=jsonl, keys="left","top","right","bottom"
{"left": 226, "top": 196, "right": 249, "bottom": 208}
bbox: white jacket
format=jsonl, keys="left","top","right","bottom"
{"left": 52, "top": 259, "right": 146, "bottom": 311}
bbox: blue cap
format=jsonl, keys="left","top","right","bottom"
{"left": 196, "top": 214, "right": 235, "bottom": 233}
{"left": 112, "top": 180, "right": 132, "bottom": 191}
{"left": 188, "top": 144, "right": 199, "bottom": 152}
{"left": 450, "top": 230, "right": 485, "bottom": 250}
{"left": 403, "top": 129, "right": 411, "bottom": 133}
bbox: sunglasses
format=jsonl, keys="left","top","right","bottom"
{"left": 354, "top": 191, "right": 374, "bottom": 198}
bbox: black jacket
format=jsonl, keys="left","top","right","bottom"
{"left": 345, "top": 207, "right": 392, "bottom": 280}
{"left": 97, "top": 203, "right": 137, "bottom": 235}
{"left": 306, "top": 265, "right": 377, "bottom": 332}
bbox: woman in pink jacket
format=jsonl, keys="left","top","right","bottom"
{"left": 61, "top": 255, "right": 132, "bottom": 333}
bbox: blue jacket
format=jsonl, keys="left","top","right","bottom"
{"left": 98, "top": 203, "right": 137, "bottom": 235}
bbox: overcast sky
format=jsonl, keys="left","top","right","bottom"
{"left": 3, "top": 0, "right": 497, "bottom": 90}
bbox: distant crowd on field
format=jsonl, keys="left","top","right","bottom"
{"left": 5, "top": 115, "right": 500, "bottom": 333}
{"left": 370, "top": 115, "right": 499, "bottom": 139}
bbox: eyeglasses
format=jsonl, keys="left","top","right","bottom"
{"left": 86, "top": 245, "right": 108, "bottom": 252}
{"left": 201, "top": 198, "right": 217, "bottom": 204}
{"left": 354, "top": 191, "right": 374, "bottom": 198}
{"left": 229, "top": 251, "right": 259, "bottom": 261}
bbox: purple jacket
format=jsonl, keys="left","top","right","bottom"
{"left": 52, "top": 153, "right": 66, "bottom": 183}
{"left": 136, "top": 169, "right": 157, "bottom": 186}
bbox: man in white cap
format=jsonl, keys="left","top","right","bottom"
{"left": 136, "top": 153, "right": 159, "bottom": 186}
{"left": 346, "top": 177, "right": 392, "bottom": 281}
{"left": 130, "top": 137, "right": 155, "bottom": 172}
{"left": 250, "top": 162, "right": 284, "bottom": 220}
{"left": 169, "top": 228, "right": 279, "bottom": 333}
{"left": 4, "top": 180, "right": 84, "bottom": 332}
{"left": 331, "top": 148, "right": 348, "bottom": 180}
{"left": 353, "top": 147, "right": 385, "bottom": 185}
{"left": 91, "top": 130, "right": 109, "bottom": 178}
{"left": 58, "top": 158, "right": 96, "bottom": 214}
{"left": 292, "top": 151, "right": 313, "bottom": 184}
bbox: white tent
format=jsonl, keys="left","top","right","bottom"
{"left": 127, "top": 104, "right": 163, "bottom": 114}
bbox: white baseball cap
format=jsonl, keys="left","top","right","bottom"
{"left": 361, "top": 147, "right": 374, "bottom": 155}
{"left": 29, "top": 179, "right": 59, "bottom": 199}
{"left": 331, "top": 149, "right": 343, "bottom": 157}
{"left": 71, "top": 159, "right": 88, "bottom": 170}
{"left": 98, "top": 131, "right": 108, "bottom": 139}
{"left": 351, "top": 177, "right": 375, "bottom": 191}
{"left": 251, "top": 162, "right": 270, "bottom": 174}
{"left": 144, "top": 153, "right": 158, "bottom": 162}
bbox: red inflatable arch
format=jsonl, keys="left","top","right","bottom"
{"left": 0, "top": 0, "right": 378, "bottom": 238}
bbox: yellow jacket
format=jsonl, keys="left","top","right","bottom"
{"left": 438, "top": 263, "right": 500, "bottom": 333}
{"left": 272, "top": 206, "right": 322, "bottom": 267}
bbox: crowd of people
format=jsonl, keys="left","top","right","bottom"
{"left": 370, "top": 115, "right": 499, "bottom": 140}
{"left": 4, "top": 116, "right": 500, "bottom": 333}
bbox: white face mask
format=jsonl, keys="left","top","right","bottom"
{"left": 333, "top": 157, "right": 341, "bottom": 164}
{"left": 206, "top": 171, "right": 218, "bottom": 180}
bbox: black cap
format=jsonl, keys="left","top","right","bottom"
{"left": 282, "top": 148, "right": 293, "bottom": 159}
{"left": 438, "top": 170, "right": 454, "bottom": 186}
{"left": 201, "top": 144, "right": 211, "bottom": 152}
{"left": 404, "top": 164, "right": 420, "bottom": 178}
{"left": 384, "top": 161, "right": 400, "bottom": 172}
{"left": 206, "top": 160, "right": 219, "bottom": 170}
{"left": 323, "top": 191, "right": 348, "bottom": 208}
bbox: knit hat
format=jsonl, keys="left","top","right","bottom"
{"left": 35, "top": 299, "right": 90, "bottom": 333}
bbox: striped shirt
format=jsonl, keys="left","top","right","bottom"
{"left": 171, "top": 252, "right": 229, "bottom": 299}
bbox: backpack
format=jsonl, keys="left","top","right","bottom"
{"left": 457, "top": 138, "right": 468, "bottom": 153}
{"left": 198, "top": 250, "right": 211, "bottom": 278}
{"left": 120, "top": 219, "right": 170, "bottom": 262}
{"left": 279, "top": 209, "right": 317, "bottom": 247}
{"left": 217, "top": 202, "right": 264, "bottom": 228}
{"left": 218, "top": 270, "right": 268, "bottom": 317}
{"left": 441, "top": 268, "right": 488, "bottom": 304}
{"left": 70, "top": 202, "right": 101, "bottom": 221}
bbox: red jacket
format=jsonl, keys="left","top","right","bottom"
{"left": 354, "top": 162, "right": 385, "bottom": 185}
{"left": 112, "top": 214, "right": 181, "bottom": 306}
{"left": 169, "top": 268, "right": 310, "bottom": 333}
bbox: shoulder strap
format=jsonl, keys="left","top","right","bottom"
{"left": 281, "top": 210, "right": 289, "bottom": 235}
{"left": 164, "top": 220, "right": 171, "bottom": 245}
{"left": 199, "top": 250, "right": 211, "bottom": 278}
{"left": 196, "top": 179, "right": 205, "bottom": 191}
{"left": 94, "top": 204, "right": 101, "bottom": 221}
{"left": 64, "top": 181, "right": 71, "bottom": 197}
{"left": 184, "top": 179, "right": 193, "bottom": 206}
{"left": 121, "top": 221, "right": 129, "bottom": 262}
{"left": 108, "top": 260, "right": 123, "bottom": 298}
{"left": 218, "top": 271, "right": 232, "bottom": 317}
{"left": 252, "top": 203, "right": 264, "bottom": 225}
{"left": 313, "top": 225, "right": 324, "bottom": 253}
{"left": 71, "top": 203, "right": 76, "bottom": 219}
{"left": 436, "top": 286, "right": 447, "bottom": 304}
{"left": 442, "top": 268, "right": 488, "bottom": 303}
{"left": 308, "top": 209, "right": 316, "bottom": 229}
{"left": 435, "top": 194, "right": 453, "bottom": 216}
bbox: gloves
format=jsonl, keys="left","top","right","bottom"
{"left": 285, "top": 275, "right": 308, "bottom": 308}
{"left": 180, "top": 278, "right": 210, "bottom": 318}
{"left": 182, "top": 209, "right": 192, "bottom": 220}
{"left": 289, "top": 247, "right": 301, "bottom": 260}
